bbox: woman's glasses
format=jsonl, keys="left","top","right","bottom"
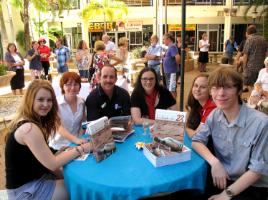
{"left": 64, "top": 83, "right": 80, "bottom": 88}
{"left": 141, "top": 77, "right": 155, "bottom": 82}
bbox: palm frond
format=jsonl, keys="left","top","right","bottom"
{"left": 81, "top": 0, "right": 128, "bottom": 22}
{"left": 9, "top": 0, "right": 23, "bottom": 9}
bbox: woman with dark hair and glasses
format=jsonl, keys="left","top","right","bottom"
{"left": 5, "top": 43, "right": 25, "bottom": 95}
{"left": 185, "top": 73, "right": 216, "bottom": 137}
{"left": 131, "top": 67, "right": 177, "bottom": 125}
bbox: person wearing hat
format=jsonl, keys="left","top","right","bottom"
{"left": 38, "top": 38, "right": 51, "bottom": 77}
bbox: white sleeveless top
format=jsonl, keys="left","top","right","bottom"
{"left": 199, "top": 39, "right": 209, "bottom": 52}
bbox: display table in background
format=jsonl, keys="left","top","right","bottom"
{"left": 63, "top": 126, "right": 208, "bottom": 200}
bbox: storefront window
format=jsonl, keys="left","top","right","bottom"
{"left": 129, "top": 31, "right": 143, "bottom": 50}
{"left": 72, "top": 26, "right": 82, "bottom": 49}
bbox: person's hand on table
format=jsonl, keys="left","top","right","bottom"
{"left": 74, "top": 138, "right": 88, "bottom": 145}
{"left": 211, "top": 159, "right": 229, "bottom": 189}
{"left": 80, "top": 142, "right": 92, "bottom": 154}
{"left": 208, "top": 191, "right": 231, "bottom": 200}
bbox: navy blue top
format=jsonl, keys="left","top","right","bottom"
{"left": 27, "top": 49, "right": 42, "bottom": 70}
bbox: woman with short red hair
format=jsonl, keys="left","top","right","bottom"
{"left": 49, "top": 72, "right": 87, "bottom": 150}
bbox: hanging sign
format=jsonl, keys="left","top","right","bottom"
{"left": 125, "top": 21, "right": 143, "bottom": 31}
{"left": 168, "top": 24, "right": 196, "bottom": 31}
{"left": 88, "top": 22, "right": 115, "bottom": 32}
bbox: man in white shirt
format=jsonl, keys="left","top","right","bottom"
{"left": 102, "top": 34, "right": 115, "bottom": 54}
{"left": 145, "top": 35, "right": 162, "bottom": 81}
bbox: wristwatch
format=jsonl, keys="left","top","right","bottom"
{"left": 225, "top": 187, "right": 235, "bottom": 198}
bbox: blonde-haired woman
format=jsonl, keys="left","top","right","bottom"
{"left": 5, "top": 79, "right": 91, "bottom": 200}
{"left": 249, "top": 57, "right": 268, "bottom": 107}
{"left": 198, "top": 32, "right": 210, "bottom": 72}
{"left": 115, "top": 37, "right": 129, "bottom": 76}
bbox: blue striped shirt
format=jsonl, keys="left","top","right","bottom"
{"left": 54, "top": 46, "right": 70, "bottom": 68}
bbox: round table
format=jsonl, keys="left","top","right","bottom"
{"left": 63, "top": 126, "right": 207, "bottom": 200}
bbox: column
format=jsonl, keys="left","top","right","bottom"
{"left": 223, "top": 0, "right": 232, "bottom": 42}
{"left": 82, "top": 21, "right": 89, "bottom": 47}
{"left": 153, "top": 0, "right": 158, "bottom": 35}
{"left": 158, "top": 0, "right": 163, "bottom": 44}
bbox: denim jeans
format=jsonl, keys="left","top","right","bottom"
{"left": 57, "top": 65, "right": 68, "bottom": 74}
{"left": 148, "top": 64, "right": 161, "bottom": 81}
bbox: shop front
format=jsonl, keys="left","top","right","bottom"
{"left": 88, "top": 21, "right": 153, "bottom": 50}
{"left": 168, "top": 24, "right": 196, "bottom": 51}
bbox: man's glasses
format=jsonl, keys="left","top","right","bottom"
{"left": 141, "top": 77, "right": 155, "bottom": 82}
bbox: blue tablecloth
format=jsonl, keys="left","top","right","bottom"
{"left": 63, "top": 126, "right": 208, "bottom": 200}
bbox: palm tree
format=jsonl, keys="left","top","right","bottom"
{"left": 0, "top": 4, "right": 7, "bottom": 60}
{"left": 8, "top": 0, "right": 74, "bottom": 51}
{"left": 82, "top": 0, "right": 128, "bottom": 33}
{"left": 242, "top": 0, "right": 268, "bottom": 40}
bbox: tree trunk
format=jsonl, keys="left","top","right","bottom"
{"left": 23, "top": 0, "right": 30, "bottom": 51}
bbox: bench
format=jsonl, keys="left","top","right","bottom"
{"left": 208, "top": 52, "right": 223, "bottom": 63}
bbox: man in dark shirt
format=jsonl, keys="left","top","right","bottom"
{"left": 243, "top": 25, "right": 268, "bottom": 93}
{"left": 86, "top": 66, "right": 131, "bottom": 121}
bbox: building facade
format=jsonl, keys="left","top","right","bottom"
{"left": 1, "top": 0, "right": 267, "bottom": 53}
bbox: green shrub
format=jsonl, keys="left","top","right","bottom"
{"left": 0, "top": 62, "right": 8, "bottom": 76}
{"left": 16, "top": 30, "right": 26, "bottom": 52}
{"left": 131, "top": 47, "right": 142, "bottom": 59}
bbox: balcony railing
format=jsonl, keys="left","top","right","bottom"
{"left": 233, "top": 0, "right": 268, "bottom": 5}
{"left": 121, "top": 0, "right": 226, "bottom": 6}
{"left": 121, "top": 0, "right": 152, "bottom": 6}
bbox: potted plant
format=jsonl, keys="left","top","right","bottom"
{"left": 0, "top": 61, "right": 15, "bottom": 87}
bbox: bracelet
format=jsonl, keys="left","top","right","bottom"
{"left": 79, "top": 145, "right": 85, "bottom": 153}
{"left": 75, "top": 146, "right": 82, "bottom": 156}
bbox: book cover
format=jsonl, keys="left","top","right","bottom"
{"left": 89, "top": 117, "right": 116, "bottom": 162}
{"left": 152, "top": 109, "right": 187, "bottom": 142}
{"left": 108, "top": 115, "right": 134, "bottom": 142}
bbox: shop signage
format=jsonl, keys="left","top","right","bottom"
{"left": 88, "top": 22, "right": 115, "bottom": 32}
{"left": 125, "top": 21, "right": 143, "bottom": 31}
{"left": 168, "top": 24, "right": 196, "bottom": 31}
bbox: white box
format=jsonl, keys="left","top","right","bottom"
{"left": 143, "top": 143, "right": 191, "bottom": 167}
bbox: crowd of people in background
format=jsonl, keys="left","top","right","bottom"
{"left": 3, "top": 23, "right": 268, "bottom": 200}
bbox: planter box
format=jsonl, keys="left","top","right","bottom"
{"left": 0, "top": 71, "right": 15, "bottom": 87}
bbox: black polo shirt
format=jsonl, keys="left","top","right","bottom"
{"left": 86, "top": 84, "right": 131, "bottom": 121}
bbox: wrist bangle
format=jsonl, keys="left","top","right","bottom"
{"left": 75, "top": 146, "right": 82, "bottom": 156}
{"left": 80, "top": 145, "right": 85, "bottom": 153}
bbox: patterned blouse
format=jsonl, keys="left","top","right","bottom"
{"left": 91, "top": 52, "right": 110, "bottom": 88}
